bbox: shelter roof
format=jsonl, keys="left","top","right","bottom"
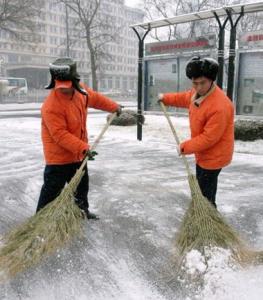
{"left": 131, "top": 1, "right": 263, "bottom": 29}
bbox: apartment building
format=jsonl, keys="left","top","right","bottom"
{"left": 0, "top": 0, "right": 143, "bottom": 92}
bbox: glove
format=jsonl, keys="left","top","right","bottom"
{"left": 115, "top": 105, "right": 123, "bottom": 117}
{"left": 157, "top": 93, "right": 164, "bottom": 104}
{"left": 86, "top": 150, "right": 98, "bottom": 160}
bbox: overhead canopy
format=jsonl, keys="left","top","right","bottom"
{"left": 131, "top": 1, "right": 263, "bottom": 30}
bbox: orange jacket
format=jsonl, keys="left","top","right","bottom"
{"left": 41, "top": 84, "right": 118, "bottom": 165}
{"left": 162, "top": 85, "right": 234, "bottom": 169}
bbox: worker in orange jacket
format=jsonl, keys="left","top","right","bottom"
{"left": 158, "top": 56, "right": 234, "bottom": 207}
{"left": 36, "top": 57, "right": 122, "bottom": 219}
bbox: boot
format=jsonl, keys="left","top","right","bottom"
{"left": 82, "top": 207, "right": 100, "bottom": 220}
{"left": 74, "top": 198, "right": 99, "bottom": 220}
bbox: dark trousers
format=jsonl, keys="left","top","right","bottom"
{"left": 36, "top": 162, "right": 89, "bottom": 212}
{"left": 196, "top": 164, "right": 221, "bottom": 208}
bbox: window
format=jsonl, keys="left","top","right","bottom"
{"left": 252, "top": 90, "right": 263, "bottom": 104}
{"left": 244, "top": 78, "right": 255, "bottom": 87}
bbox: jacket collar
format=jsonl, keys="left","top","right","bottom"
{"left": 54, "top": 89, "right": 75, "bottom": 100}
{"left": 192, "top": 83, "right": 216, "bottom": 107}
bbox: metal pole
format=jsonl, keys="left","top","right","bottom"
{"left": 226, "top": 7, "right": 244, "bottom": 101}
{"left": 132, "top": 26, "right": 151, "bottom": 141}
{"left": 144, "top": 60, "right": 148, "bottom": 110}
{"left": 176, "top": 57, "right": 180, "bottom": 92}
{"left": 217, "top": 27, "right": 225, "bottom": 89}
{"left": 137, "top": 39, "right": 144, "bottom": 141}
{"left": 213, "top": 13, "right": 229, "bottom": 89}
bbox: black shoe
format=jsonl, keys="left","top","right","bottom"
{"left": 86, "top": 211, "right": 100, "bottom": 220}
{"left": 82, "top": 208, "right": 99, "bottom": 220}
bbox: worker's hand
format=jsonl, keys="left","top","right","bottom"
{"left": 157, "top": 93, "right": 164, "bottom": 104}
{"left": 115, "top": 105, "right": 123, "bottom": 117}
{"left": 86, "top": 150, "right": 98, "bottom": 160}
{"left": 176, "top": 144, "right": 182, "bottom": 156}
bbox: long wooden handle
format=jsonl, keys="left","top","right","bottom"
{"left": 160, "top": 102, "right": 181, "bottom": 146}
{"left": 80, "top": 112, "right": 117, "bottom": 169}
{"left": 90, "top": 112, "right": 117, "bottom": 151}
{"left": 68, "top": 112, "right": 117, "bottom": 192}
{"left": 160, "top": 102, "right": 192, "bottom": 176}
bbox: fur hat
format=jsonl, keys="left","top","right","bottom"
{"left": 45, "top": 57, "right": 87, "bottom": 95}
{"left": 186, "top": 56, "right": 219, "bottom": 81}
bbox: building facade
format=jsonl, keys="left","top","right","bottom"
{"left": 0, "top": 0, "right": 143, "bottom": 92}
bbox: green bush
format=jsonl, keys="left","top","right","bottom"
{"left": 107, "top": 109, "right": 145, "bottom": 126}
{"left": 235, "top": 119, "right": 263, "bottom": 141}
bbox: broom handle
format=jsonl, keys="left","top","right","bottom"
{"left": 67, "top": 112, "right": 117, "bottom": 192}
{"left": 90, "top": 112, "right": 117, "bottom": 151}
{"left": 79, "top": 112, "right": 117, "bottom": 170}
{"left": 160, "top": 101, "right": 192, "bottom": 176}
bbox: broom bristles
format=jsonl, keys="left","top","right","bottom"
{"left": 0, "top": 169, "right": 85, "bottom": 280}
{"left": 174, "top": 174, "right": 262, "bottom": 270}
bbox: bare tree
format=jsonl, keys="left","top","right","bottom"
{"left": 60, "top": 0, "right": 120, "bottom": 91}
{"left": 143, "top": 0, "right": 221, "bottom": 40}
{"left": 0, "top": 0, "right": 43, "bottom": 41}
{"left": 143, "top": 0, "right": 183, "bottom": 40}
{"left": 143, "top": 0, "right": 263, "bottom": 41}
{"left": 238, "top": 13, "right": 263, "bottom": 34}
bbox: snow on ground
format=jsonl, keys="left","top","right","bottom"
{"left": 0, "top": 112, "right": 263, "bottom": 299}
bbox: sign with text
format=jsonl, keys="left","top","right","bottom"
{"left": 145, "top": 35, "right": 216, "bottom": 56}
{"left": 239, "top": 30, "right": 263, "bottom": 49}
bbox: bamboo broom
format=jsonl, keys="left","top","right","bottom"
{"left": 160, "top": 102, "right": 263, "bottom": 268}
{"left": 0, "top": 112, "right": 117, "bottom": 281}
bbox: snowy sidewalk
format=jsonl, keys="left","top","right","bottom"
{"left": 0, "top": 100, "right": 136, "bottom": 118}
{"left": 0, "top": 114, "right": 263, "bottom": 300}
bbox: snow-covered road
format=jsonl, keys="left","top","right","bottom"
{"left": 1, "top": 113, "right": 263, "bottom": 299}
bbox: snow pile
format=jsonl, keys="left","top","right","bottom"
{"left": 180, "top": 247, "right": 263, "bottom": 300}
{"left": 201, "top": 265, "right": 263, "bottom": 300}
{"left": 197, "top": 248, "right": 236, "bottom": 299}
{"left": 184, "top": 249, "right": 207, "bottom": 275}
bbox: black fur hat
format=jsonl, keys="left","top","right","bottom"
{"left": 45, "top": 57, "right": 87, "bottom": 95}
{"left": 186, "top": 56, "right": 219, "bottom": 81}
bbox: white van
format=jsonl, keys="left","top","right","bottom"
{"left": 0, "top": 77, "right": 28, "bottom": 96}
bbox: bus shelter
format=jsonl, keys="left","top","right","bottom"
{"left": 131, "top": 1, "right": 263, "bottom": 140}
{"left": 235, "top": 30, "right": 263, "bottom": 116}
{"left": 144, "top": 34, "right": 217, "bottom": 112}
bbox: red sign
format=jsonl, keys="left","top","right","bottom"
{"left": 239, "top": 31, "right": 263, "bottom": 48}
{"left": 145, "top": 35, "right": 216, "bottom": 56}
